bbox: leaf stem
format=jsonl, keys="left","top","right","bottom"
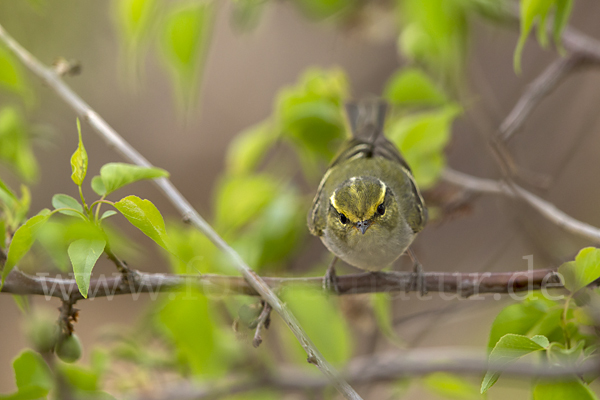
{"left": 78, "top": 185, "right": 88, "bottom": 215}
{"left": 93, "top": 196, "right": 108, "bottom": 223}
{"left": 561, "top": 294, "right": 573, "bottom": 349}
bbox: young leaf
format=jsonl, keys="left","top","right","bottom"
{"left": 52, "top": 194, "right": 85, "bottom": 219}
{"left": 98, "top": 163, "right": 169, "bottom": 195}
{"left": 226, "top": 122, "right": 276, "bottom": 175}
{"left": 91, "top": 176, "right": 107, "bottom": 196}
{"left": 558, "top": 247, "right": 600, "bottom": 294}
{"left": 160, "top": 2, "right": 214, "bottom": 110}
{"left": 1, "top": 210, "right": 51, "bottom": 287}
{"left": 481, "top": 334, "right": 549, "bottom": 393}
{"left": 487, "top": 298, "right": 556, "bottom": 349}
{"left": 384, "top": 68, "right": 448, "bottom": 107}
{"left": 68, "top": 238, "right": 106, "bottom": 298}
{"left": 533, "top": 380, "right": 598, "bottom": 400}
{"left": 114, "top": 195, "right": 171, "bottom": 251}
{"left": 113, "top": 0, "right": 156, "bottom": 49}
{"left": 100, "top": 210, "right": 117, "bottom": 221}
{"left": 0, "top": 219, "right": 5, "bottom": 250}
{"left": 0, "top": 46, "right": 28, "bottom": 97}
{"left": 214, "top": 174, "right": 279, "bottom": 232}
{"left": 371, "top": 293, "right": 403, "bottom": 346}
{"left": 1, "top": 349, "right": 54, "bottom": 399}
{"left": 0, "top": 107, "right": 39, "bottom": 182}
{"left": 553, "top": 0, "right": 574, "bottom": 53}
{"left": 423, "top": 372, "right": 480, "bottom": 400}
{"left": 0, "top": 176, "right": 18, "bottom": 205}
{"left": 158, "top": 290, "right": 232, "bottom": 377}
{"left": 281, "top": 287, "right": 352, "bottom": 366}
{"left": 70, "top": 119, "right": 88, "bottom": 186}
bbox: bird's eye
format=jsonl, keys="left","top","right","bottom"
{"left": 339, "top": 214, "right": 348, "bottom": 224}
{"left": 377, "top": 203, "right": 385, "bottom": 215}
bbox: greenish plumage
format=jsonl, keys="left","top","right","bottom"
{"left": 308, "top": 100, "right": 427, "bottom": 271}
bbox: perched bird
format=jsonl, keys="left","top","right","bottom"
{"left": 307, "top": 100, "right": 427, "bottom": 292}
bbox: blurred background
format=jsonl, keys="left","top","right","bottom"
{"left": 1, "top": 0, "right": 600, "bottom": 398}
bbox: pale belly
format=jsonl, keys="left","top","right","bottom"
{"left": 321, "top": 222, "right": 415, "bottom": 271}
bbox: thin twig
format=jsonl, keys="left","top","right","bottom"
{"left": 0, "top": 23, "right": 360, "bottom": 399}
{"left": 500, "top": 54, "right": 584, "bottom": 142}
{"left": 1, "top": 267, "right": 562, "bottom": 300}
{"left": 253, "top": 302, "right": 272, "bottom": 348}
{"left": 442, "top": 168, "right": 600, "bottom": 243}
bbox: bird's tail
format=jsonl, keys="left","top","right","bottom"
{"left": 345, "top": 100, "right": 388, "bottom": 144}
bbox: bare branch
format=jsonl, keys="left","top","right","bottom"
{"left": 1, "top": 267, "right": 562, "bottom": 300}
{"left": 0, "top": 23, "right": 361, "bottom": 399}
{"left": 442, "top": 168, "right": 600, "bottom": 243}
{"left": 133, "top": 350, "right": 600, "bottom": 400}
{"left": 500, "top": 53, "right": 584, "bottom": 142}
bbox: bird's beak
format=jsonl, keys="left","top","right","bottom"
{"left": 356, "top": 220, "right": 371, "bottom": 235}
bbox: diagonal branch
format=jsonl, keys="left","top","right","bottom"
{"left": 442, "top": 168, "right": 600, "bottom": 243}
{"left": 1, "top": 267, "right": 562, "bottom": 300}
{"left": 500, "top": 53, "right": 584, "bottom": 142}
{"left": 0, "top": 24, "right": 361, "bottom": 400}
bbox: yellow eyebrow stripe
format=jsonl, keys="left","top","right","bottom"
{"left": 364, "top": 181, "right": 386, "bottom": 218}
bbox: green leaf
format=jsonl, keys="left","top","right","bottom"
{"left": 91, "top": 176, "right": 106, "bottom": 196}
{"left": 371, "top": 293, "right": 403, "bottom": 346}
{"left": 70, "top": 119, "right": 88, "bottom": 186}
{"left": 533, "top": 380, "right": 598, "bottom": 400}
{"left": 384, "top": 68, "right": 448, "bottom": 107}
{"left": 0, "top": 46, "right": 28, "bottom": 97}
{"left": 0, "top": 176, "right": 18, "bottom": 206}
{"left": 59, "top": 364, "right": 99, "bottom": 392}
{"left": 398, "top": 0, "right": 469, "bottom": 87}
{"left": 0, "top": 350, "right": 53, "bottom": 399}
{"left": 158, "top": 290, "right": 234, "bottom": 376}
{"left": 0, "top": 219, "right": 5, "bottom": 250}
{"left": 226, "top": 122, "right": 276, "bottom": 175}
{"left": 114, "top": 195, "right": 171, "bottom": 251}
{"left": 2, "top": 210, "right": 51, "bottom": 287}
{"left": 113, "top": 0, "right": 156, "bottom": 47}
{"left": 275, "top": 68, "right": 349, "bottom": 173}
{"left": 97, "top": 163, "right": 169, "bottom": 195}
{"left": 487, "top": 298, "right": 557, "bottom": 349}
{"left": 481, "top": 334, "right": 548, "bottom": 393}
{"left": 52, "top": 194, "right": 85, "bottom": 219}
{"left": 558, "top": 247, "right": 600, "bottom": 294}
{"left": 0, "top": 108, "right": 39, "bottom": 183}
{"left": 553, "top": 0, "right": 573, "bottom": 53}
{"left": 160, "top": 2, "right": 214, "bottom": 110}
{"left": 214, "top": 174, "right": 279, "bottom": 232}
{"left": 423, "top": 372, "right": 480, "bottom": 399}
{"left": 100, "top": 210, "right": 117, "bottom": 220}
{"left": 387, "top": 105, "right": 461, "bottom": 189}
{"left": 514, "top": 0, "right": 554, "bottom": 73}
{"left": 68, "top": 238, "right": 106, "bottom": 298}
{"left": 282, "top": 288, "right": 352, "bottom": 366}
{"left": 36, "top": 220, "right": 112, "bottom": 272}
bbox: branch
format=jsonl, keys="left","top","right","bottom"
{"left": 500, "top": 53, "right": 584, "bottom": 142}
{"left": 442, "top": 168, "right": 600, "bottom": 243}
{"left": 1, "top": 267, "right": 562, "bottom": 300}
{"left": 133, "top": 349, "right": 600, "bottom": 400}
{"left": 0, "top": 24, "right": 361, "bottom": 399}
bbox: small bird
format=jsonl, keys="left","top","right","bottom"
{"left": 307, "top": 99, "right": 427, "bottom": 292}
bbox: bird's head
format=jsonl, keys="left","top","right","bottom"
{"left": 327, "top": 176, "right": 397, "bottom": 239}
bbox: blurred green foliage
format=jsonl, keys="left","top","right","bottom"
{"left": 483, "top": 248, "right": 600, "bottom": 396}
{"left": 0, "top": 0, "right": 587, "bottom": 399}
